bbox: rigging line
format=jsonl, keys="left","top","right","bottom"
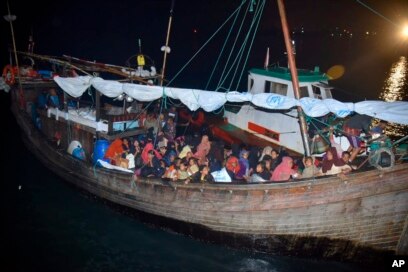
{"left": 235, "top": 0, "right": 265, "bottom": 91}
{"left": 226, "top": 1, "right": 259, "bottom": 91}
{"left": 215, "top": 0, "right": 263, "bottom": 92}
{"left": 205, "top": 0, "right": 244, "bottom": 90}
{"left": 215, "top": 1, "right": 251, "bottom": 91}
{"left": 233, "top": 0, "right": 266, "bottom": 92}
{"left": 165, "top": 0, "right": 248, "bottom": 88}
{"left": 355, "top": 0, "right": 399, "bottom": 27}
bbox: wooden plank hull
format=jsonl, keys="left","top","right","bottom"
{"left": 12, "top": 104, "right": 408, "bottom": 262}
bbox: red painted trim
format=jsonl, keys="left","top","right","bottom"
{"left": 248, "top": 122, "right": 280, "bottom": 141}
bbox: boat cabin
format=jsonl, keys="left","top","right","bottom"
{"left": 248, "top": 67, "right": 332, "bottom": 99}
{"left": 224, "top": 66, "right": 332, "bottom": 154}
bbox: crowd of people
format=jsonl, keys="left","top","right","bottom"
{"left": 100, "top": 106, "right": 389, "bottom": 184}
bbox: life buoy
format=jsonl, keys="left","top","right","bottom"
{"left": 2, "top": 65, "right": 15, "bottom": 85}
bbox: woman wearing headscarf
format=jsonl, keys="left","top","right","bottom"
{"left": 271, "top": 156, "right": 299, "bottom": 182}
{"left": 194, "top": 135, "right": 211, "bottom": 165}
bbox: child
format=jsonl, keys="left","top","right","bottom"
{"left": 301, "top": 156, "right": 321, "bottom": 178}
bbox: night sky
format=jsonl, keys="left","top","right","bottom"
{"left": 1, "top": 0, "right": 408, "bottom": 88}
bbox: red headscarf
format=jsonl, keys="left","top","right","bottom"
{"left": 226, "top": 156, "right": 240, "bottom": 174}
{"left": 141, "top": 142, "right": 162, "bottom": 164}
{"left": 104, "top": 139, "right": 124, "bottom": 160}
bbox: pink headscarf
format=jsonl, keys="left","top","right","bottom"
{"left": 271, "top": 156, "right": 296, "bottom": 182}
{"left": 194, "top": 135, "right": 211, "bottom": 164}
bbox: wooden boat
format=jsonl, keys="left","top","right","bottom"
{"left": 3, "top": 0, "right": 408, "bottom": 264}
{"left": 9, "top": 86, "right": 408, "bottom": 262}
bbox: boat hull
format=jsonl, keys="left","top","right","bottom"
{"left": 12, "top": 102, "right": 408, "bottom": 263}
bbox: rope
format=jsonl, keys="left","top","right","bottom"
{"left": 205, "top": 1, "right": 243, "bottom": 90}
{"left": 355, "top": 0, "right": 399, "bottom": 27}
{"left": 215, "top": 1, "right": 251, "bottom": 91}
{"left": 165, "top": 0, "right": 248, "bottom": 88}
{"left": 233, "top": 0, "right": 265, "bottom": 92}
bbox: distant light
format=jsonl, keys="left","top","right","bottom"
{"left": 193, "top": 28, "right": 198, "bottom": 33}
{"left": 402, "top": 25, "right": 408, "bottom": 38}
{"left": 366, "top": 31, "right": 370, "bottom": 35}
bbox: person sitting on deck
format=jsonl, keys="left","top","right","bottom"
{"left": 270, "top": 156, "right": 300, "bottom": 182}
{"left": 143, "top": 112, "right": 159, "bottom": 135}
{"left": 130, "top": 139, "right": 143, "bottom": 169}
{"left": 140, "top": 150, "right": 162, "bottom": 178}
{"left": 370, "top": 120, "right": 388, "bottom": 142}
{"left": 162, "top": 117, "right": 176, "bottom": 142}
{"left": 269, "top": 149, "right": 281, "bottom": 172}
{"left": 163, "top": 158, "right": 180, "bottom": 181}
{"left": 104, "top": 138, "right": 124, "bottom": 164}
{"left": 177, "top": 160, "right": 190, "bottom": 182}
{"left": 329, "top": 126, "right": 344, "bottom": 159}
{"left": 141, "top": 140, "right": 162, "bottom": 165}
{"left": 167, "top": 106, "right": 178, "bottom": 124}
{"left": 235, "top": 150, "right": 250, "bottom": 179}
{"left": 259, "top": 146, "right": 273, "bottom": 162}
{"left": 245, "top": 162, "right": 270, "bottom": 183}
{"left": 194, "top": 135, "right": 211, "bottom": 165}
{"left": 103, "top": 138, "right": 130, "bottom": 168}
{"left": 247, "top": 146, "right": 260, "bottom": 174}
{"left": 225, "top": 155, "right": 240, "bottom": 180}
{"left": 188, "top": 165, "right": 215, "bottom": 184}
{"left": 320, "top": 147, "right": 352, "bottom": 176}
{"left": 301, "top": 156, "right": 321, "bottom": 179}
{"left": 187, "top": 157, "right": 199, "bottom": 176}
{"left": 121, "top": 138, "right": 130, "bottom": 158}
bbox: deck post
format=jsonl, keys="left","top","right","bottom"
{"left": 95, "top": 89, "right": 101, "bottom": 122}
{"left": 277, "top": 0, "right": 311, "bottom": 156}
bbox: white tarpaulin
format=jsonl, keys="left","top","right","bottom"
{"left": 54, "top": 76, "right": 408, "bottom": 125}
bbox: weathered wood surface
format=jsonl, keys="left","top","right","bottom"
{"left": 12, "top": 99, "right": 408, "bottom": 261}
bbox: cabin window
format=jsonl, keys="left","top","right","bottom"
{"left": 264, "top": 81, "right": 272, "bottom": 93}
{"left": 312, "top": 86, "right": 322, "bottom": 99}
{"left": 299, "top": 86, "right": 309, "bottom": 98}
{"left": 324, "top": 89, "right": 332, "bottom": 98}
{"left": 270, "top": 82, "right": 287, "bottom": 96}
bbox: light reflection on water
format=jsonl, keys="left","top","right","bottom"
{"left": 379, "top": 56, "right": 408, "bottom": 137}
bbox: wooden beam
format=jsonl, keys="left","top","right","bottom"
{"left": 95, "top": 90, "right": 101, "bottom": 122}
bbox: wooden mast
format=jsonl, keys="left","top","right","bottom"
{"left": 277, "top": 0, "right": 311, "bottom": 156}
{"left": 160, "top": 0, "right": 175, "bottom": 86}
{"left": 5, "top": 1, "right": 25, "bottom": 109}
